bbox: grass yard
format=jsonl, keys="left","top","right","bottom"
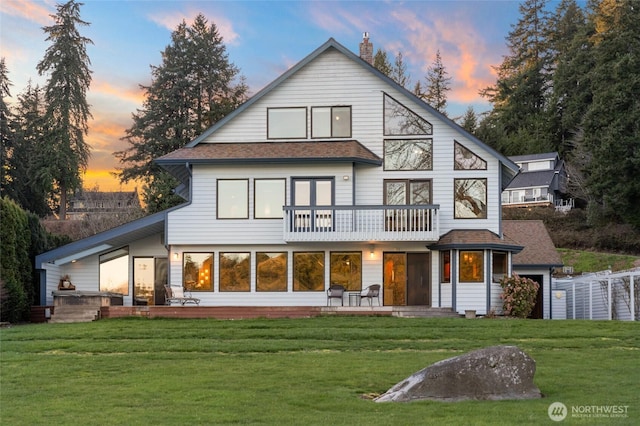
{"left": 1, "top": 317, "right": 638, "bottom": 425}
{"left": 558, "top": 248, "right": 639, "bottom": 274}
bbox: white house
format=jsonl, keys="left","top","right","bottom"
{"left": 36, "top": 36, "right": 530, "bottom": 316}
{"left": 502, "top": 152, "right": 570, "bottom": 210}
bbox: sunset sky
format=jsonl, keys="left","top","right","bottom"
{"left": 1, "top": 0, "right": 553, "bottom": 192}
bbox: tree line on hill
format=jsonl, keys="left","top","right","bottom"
{"left": 1, "top": 0, "right": 639, "bottom": 232}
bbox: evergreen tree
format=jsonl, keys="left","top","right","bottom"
{"left": 116, "top": 14, "right": 248, "bottom": 213}
{"left": 547, "top": 0, "right": 592, "bottom": 156}
{"left": 422, "top": 50, "right": 451, "bottom": 116}
{"left": 479, "top": 0, "right": 553, "bottom": 155}
{"left": 373, "top": 49, "right": 392, "bottom": 77}
{"left": 36, "top": 0, "right": 93, "bottom": 219}
{"left": 10, "top": 83, "right": 52, "bottom": 216}
{"left": 460, "top": 106, "right": 479, "bottom": 135}
{"left": 391, "top": 51, "right": 411, "bottom": 88}
{"left": 582, "top": 0, "right": 640, "bottom": 227}
{"left": 0, "top": 58, "right": 12, "bottom": 199}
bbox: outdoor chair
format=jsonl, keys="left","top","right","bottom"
{"left": 164, "top": 285, "right": 200, "bottom": 306}
{"left": 359, "top": 284, "right": 381, "bottom": 306}
{"left": 327, "top": 284, "right": 345, "bottom": 306}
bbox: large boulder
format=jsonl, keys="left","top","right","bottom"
{"left": 374, "top": 345, "right": 542, "bottom": 402}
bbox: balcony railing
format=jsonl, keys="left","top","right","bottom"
{"left": 283, "top": 205, "right": 440, "bottom": 242}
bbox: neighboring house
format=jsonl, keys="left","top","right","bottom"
{"left": 503, "top": 220, "right": 563, "bottom": 319}
{"left": 36, "top": 36, "right": 538, "bottom": 316}
{"left": 502, "top": 152, "right": 571, "bottom": 210}
{"left": 66, "top": 189, "right": 141, "bottom": 220}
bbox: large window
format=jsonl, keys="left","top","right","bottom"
{"left": 384, "top": 93, "right": 432, "bottom": 135}
{"left": 454, "top": 178, "right": 487, "bottom": 219}
{"left": 311, "top": 106, "right": 351, "bottom": 138}
{"left": 267, "top": 107, "right": 306, "bottom": 139}
{"left": 219, "top": 252, "right": 250, "bottom": 292}
{"left": 183, "top": 253, "right": 213, "bottom": 291}
{"left": 384, "top": 139, "right": 433, "bottom": 170}
{"left": 99, "top": 247, "right": 129, "bottom": 294}
{"left": 460, "top": 251, "right": 484, "bottom": 282}
{"left": 293, "top": 252, "right": 324, "bottom": 291}
{"left": 218, "top": 179, "right": 248, "bottom": 219}
{"left": 255, "top": 179, "right": 285, "bottom": 219}
{"left": 454, "top": 141, "right": 487, "bottom": 170}
{"left": 385, "top": 179, "right": 432, "bottom": 231}
{"left": 330, "top": 252, "right": 362, "bottom": 291}
{"left": 256, "top": 252, "right": 288, "bottom": 291}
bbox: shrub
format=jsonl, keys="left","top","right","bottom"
{"left": 499, "top": 275, "right": 540, "bottom": 318}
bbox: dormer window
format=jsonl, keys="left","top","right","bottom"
{"left": 312, "top": 106, "right": 351, "bottom": 138}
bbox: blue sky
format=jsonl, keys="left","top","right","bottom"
{"left": 1, "top": 0, "right": 529, "bottom": 190}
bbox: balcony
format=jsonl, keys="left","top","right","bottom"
{"left": 283, "top": 205, "right": 440, "bottom": 242}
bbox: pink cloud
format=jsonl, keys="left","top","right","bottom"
{"left": 147, "top": 7, "right": 239, "bottom": 45}
{"left": 0, "top": 0, "right": 53, "bottom": 26}
{"left": 388, "top": 8, "right": 499, "bottom": 105}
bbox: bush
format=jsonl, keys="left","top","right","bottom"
{"left": 499, "top": 275, "right": 540, "bottom": 318}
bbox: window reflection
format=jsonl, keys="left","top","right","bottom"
{"left": 293, "top": 252, "right": 324, "bottom": 291}
{"left": 256, "top": 252, "right": 287, "bottom": 291}
{"left": 330, "top": 252, "right": 362, "bottom": 291}
{"left": 220, "top": 252, "right": 250, "bottom": 292}
{"left": 183, "top": 253, "right": 213, "bottom": 291}
{"left": 460, "top": 251, "right": 484, "bottom": 282}
{"left": 99, "top": 247, "right": 129, "bottom": 295}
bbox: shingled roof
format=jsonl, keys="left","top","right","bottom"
{"left": 155, "top": 140, "right": 382, "bottom": 165}
{"left": 428, "top": 229, "right": 523, "bottom": 252}
{"left": 503, "top": 220, "right": 563, "bottom": 267}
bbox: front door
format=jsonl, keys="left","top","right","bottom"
{"left": 407, "top": 253, "right": 430, "bottom": 305}
{"left": 383, "top": 252, "right": 430, "bottom": 306}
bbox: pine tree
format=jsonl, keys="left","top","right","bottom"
{"left": 36, "top": 0, "right": 93, "bottom": 219}
{"left": 547, "top": 0, "right": 592, "bottom": 156}
{"left": 116, "top": 14, "right": 248, "bottom": 213}
{"left": 582, "top": 0, "right": 640, "bottom": 227}
{"left": 8, "top": 83, "right": 52, "bottom": 216}
{"left": 391, "top": 51, "right": 411, "bottom": 88}
{"left": 479, "top": 0, "right": 553, "bottom": 155}
{"left": 460, "top": 106, "right": 478, "bottom": 135}
{"left": 0, "top": 58, "right": 13, "bottom": 199}
{"left": 422, "top": 50, "right": 451, "bottom": 116}
{"left": 373, "top": 48, "right": 392, "bottom": 76}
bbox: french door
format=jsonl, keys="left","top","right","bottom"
{"left": 133, "top": 257, "right": 168, "bottom": 306}
{"left": 292, "top": 178, "right": 334, "bottom": 231}
{"left": 383, "top": 252, "right": 430, "bottom": 306}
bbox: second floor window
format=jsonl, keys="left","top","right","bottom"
{"left": 218, "top": 179, "right": 248, "bottom": 219}
{"left": 267, "top": 107, "right": 306, "bottom": 139}
{"left": 311, "top": 106, "right": 351, "bottom": 138}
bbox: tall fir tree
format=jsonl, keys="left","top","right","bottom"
{"left": 479, "top": 0, "right": 554, "bottom": 155}
{"left": 391, "top": 51, "right": 411, "bottom": 89}
{"left": 0, "top": 58, "right": 12, "bottom": 200}
{"left": 547, "top": 0, "right": 592, "bottom": 156}
{"left": 10, "top": 83, "right": 52, "bottom": 216}
{"left": 422, "top": 50, "right": 451, "bottom": 116}
{"left": 459, "top": 106, "right": 479, "bottom": 135}
{"left": 582, "top": 0, "right": 640, "bottom": 227}
{"left": 116, "top": 14, "right": 248, "bottom": 213}
{"left": 36, "top": 0, "right": 92, "bottom": 219}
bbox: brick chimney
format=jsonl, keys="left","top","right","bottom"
{"left": 359, "top": 32, "right": 373, "bottom": 65}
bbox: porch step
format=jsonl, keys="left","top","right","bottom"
{"left": 49, "top": 306, "right": 100, "bottom": 323}
{"left": 392, "top": 306, "right": 461, "bottom": 318}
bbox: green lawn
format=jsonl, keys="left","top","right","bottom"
{"left": 558, "top": 248, "right": 639, "bottom": 274}
{"left": 1, "top": 317, "right": 638, "bottom": 425}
